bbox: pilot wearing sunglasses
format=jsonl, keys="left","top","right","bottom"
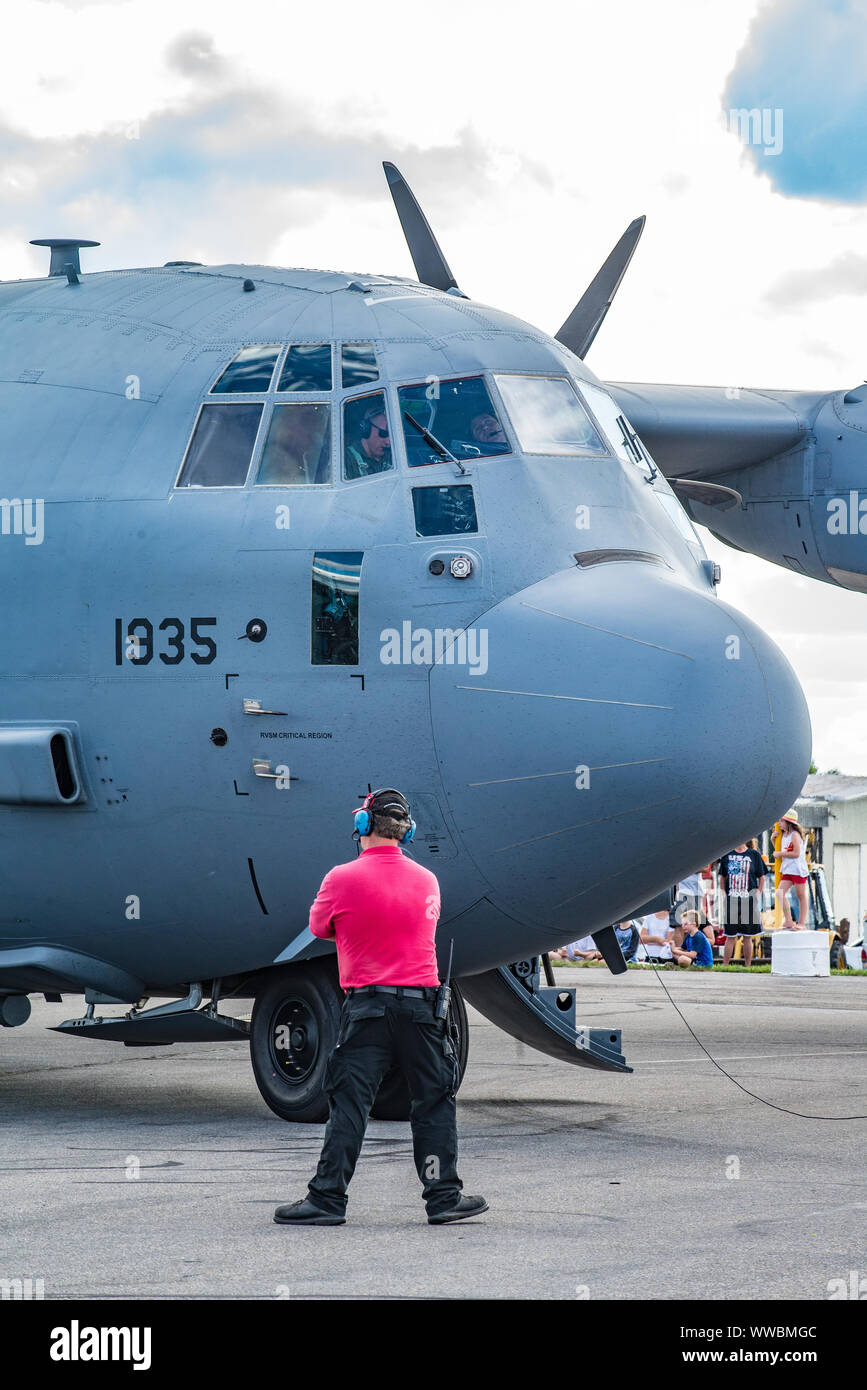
{"left": 344, "top": 397, "right": 393, "bottom": 478}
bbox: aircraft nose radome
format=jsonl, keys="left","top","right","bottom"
{"left": 429, "top": 563, "right": 811, "bottom": 940}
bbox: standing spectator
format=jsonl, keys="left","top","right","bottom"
{"left": 774, "top": 811, "right": 810, "bottom": 930}
{"left": 718, "top": 841, "right": 768, "bottom": 967}
{"left": 671, "top": 913, "right": 714, "bottom": 969}
{"left": 672, "top": 872, "right": 706, "bottom": 926}
{"left": 671, "top": 874, "right": 714, "bottom": 949}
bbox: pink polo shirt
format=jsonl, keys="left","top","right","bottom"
{"left": 308, "top": 844, "right": 442, "bottom": 989}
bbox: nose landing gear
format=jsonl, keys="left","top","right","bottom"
{"left": 249, "top": 960, "right": 470, "bottom": 1122}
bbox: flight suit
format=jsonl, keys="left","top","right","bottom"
{"left": 307, "top": 986, "right": 462, "bottom": 1218}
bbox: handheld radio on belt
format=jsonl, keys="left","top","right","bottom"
{"left": 435, "top": 938, "right": 454, "bottom": 1021}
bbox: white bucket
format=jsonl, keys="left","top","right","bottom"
{"left": 771, "top": 929, "right": 831, "bottom": 977}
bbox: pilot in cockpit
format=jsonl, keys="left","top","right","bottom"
{"left": 469, "top": 412, "right": 509, "bottom": 453}
{"left": 344, "top": 400, "right": 392, "bottom": 479}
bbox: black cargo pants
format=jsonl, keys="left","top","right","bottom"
{"left": 307, "top": 990, "right": 462, "bottom": 1217}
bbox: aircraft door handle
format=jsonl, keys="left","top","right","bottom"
{"left": 252, "top": 760, "right": 284, "bottom": 779}
{"left": 244, "top": 699, "right": 288, "bottom": 716}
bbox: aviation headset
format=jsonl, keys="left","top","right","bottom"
{"left": 359, "top": 403, "right": 387, "bottom": 440}
{"left": 353, "top": 787, "right": 416, "bottom": 845}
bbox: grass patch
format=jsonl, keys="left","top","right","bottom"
{"left": 708, "top": 963, "right": 771, "bottom": 972}
{"left": 554, "top": 959, "right": 866, "bottom": 976}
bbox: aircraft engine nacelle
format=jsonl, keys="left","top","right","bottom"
{"left": 682, "top": 391, "right": 867, "bottom": 592}
{"left": 610, "top": 382, "right": 867, "bottom": 593}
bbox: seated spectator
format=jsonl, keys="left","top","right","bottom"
{"left": 636, "top": 911, "right": 673, "bottom": 962}
{"left": 552, "top": 935, "right": 602, "bottom": 962}
{"left": 671, "top": 916, "right": 715, "bottom": 951}
{"left": 572, "top": 934, "right": 603, "bottom": 962}
{"left": 614, "top": 919, "right": 640, "bottom": 963}
{"left": 670, "top": 912, "right": 714, "bottom": 969}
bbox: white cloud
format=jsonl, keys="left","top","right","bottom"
{"left": 3, "top": 0, "right": 866, "bottom": 772}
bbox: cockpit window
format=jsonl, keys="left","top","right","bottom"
{"left": 341, "top": 343, "right": 379, "bottom": 389}
{"left": 176, "top": 403, "right": 263, "bottom": 488}
{"left": 277, "top": 344, "right": 332, "bottom": 392}
{"left": 398, "top": 376, "right": 510, "bottom": 466}
{"left": 412, "top": 485, "right": 478, "bottom": 536}
{"left": 655, "top": 490, "right": 700, "bottom": 544}
{"left": 211, "top": 346, "right": 280, "bottom": 393}
{"left": 256, "top": 403, "right": 331, "bottom": 485}
{"left": 578, "top": 381, "right": 652, "bottom": 472}
{"left": 493, "top": 375, "right": 607, "bottom": 456}
{"left": 312, "top": 552, "right": 362, "bottom": 664}
{"left": 343, "top": 391, "right": 393, "bottom": 479}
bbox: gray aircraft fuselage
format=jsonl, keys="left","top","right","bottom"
{"left": 0, "top": 261, "right": 811, "bottom": 1000}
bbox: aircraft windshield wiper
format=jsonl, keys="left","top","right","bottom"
{"left": 403, "top": 411, "right": 468, "bottom": 475}
{"left": 615, "top": 412, "right": 658, "bottom": 481}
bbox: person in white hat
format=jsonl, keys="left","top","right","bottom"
{"left": 774, "top": 810, "right": 809, "bottom": 930}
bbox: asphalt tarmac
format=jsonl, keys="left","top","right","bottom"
{"left": 2, "top": 970, "right": 865, "bottom": 1300}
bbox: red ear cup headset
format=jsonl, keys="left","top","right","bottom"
{"left": 353, "top": 788, "right": 416, "bottom": 844}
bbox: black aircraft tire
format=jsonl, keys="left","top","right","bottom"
{"left": 250, "top": 962, "right": 343, "bottom": 1123}
{"left": 830, "top": 938, "right": 843, "bottom": 970}
{"left": 370, "top": 981, "right": 470, "bottom": 1121}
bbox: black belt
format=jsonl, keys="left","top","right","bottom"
{"left": 345, "top": 985, "right": 437, "bottom": 998}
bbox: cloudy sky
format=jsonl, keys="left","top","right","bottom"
{"left": 3, "top": 0, "right": 867, "bottom": 771}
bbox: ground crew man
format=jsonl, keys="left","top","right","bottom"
{"left": 274, "top": 787, "right": 487, "bottom": 1227}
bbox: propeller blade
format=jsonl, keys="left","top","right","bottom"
{"left": 590, "top": 925, "right": 628, "bottom": 976}
{"left": 382, "top": 161, "right": 460, "bottom": 293}
{"left": 670, "top": 477, "right": 742, "bottom": 511}
{"left": 555, "top": 216, "right": 645, "bottom": 359}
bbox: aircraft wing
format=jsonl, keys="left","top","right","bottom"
{"left": 605, "top": 379, "right": 867, "bottom": 591}
{"left": 605, "top": 381, "right": 823, "bottom": 479}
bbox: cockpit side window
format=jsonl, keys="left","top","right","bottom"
{"left": 343, "top": 391, "right": 393, "bottom": 480}
{"left": 256, "top": 403, "right": 331, "bottom": 485}
{"left": 176, "top": 403, "right": 263, "bottom": 488}
{"left": 577, "top": 381, "right": 654, "bottom": 474}
{"left": 211, "top": 346, "right": 280, "bottom": 393}
{"left": 312, "top": 552, "right": 362, "bottom": 665}
{"left": 341, "top": 343, "right": 379, "bottom": 389}
{"left": 493, "top": 375, "right": 607, "bottom": 456}
{"left": 278, "top": 345, "right": 333, "bottom": 392}
{"left": 654, "top": 490, "right": 700, "bottom": 544}
{"left": 398, "top": 376, "right": 510, "bottom": 466}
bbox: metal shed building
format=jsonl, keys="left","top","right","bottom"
{"left": 797, "top": 774, "right": 867, "bottom": 936}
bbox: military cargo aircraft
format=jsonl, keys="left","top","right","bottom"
{"left": 0, "top": 165, "right": 815, "bottom": 1121}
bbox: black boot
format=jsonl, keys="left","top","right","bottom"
{"left": 428, "top": 1195, "right": 488, "bottom": 1225}
{"left": 274, "top": 1197, "right": 345, "bottom": 1226}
